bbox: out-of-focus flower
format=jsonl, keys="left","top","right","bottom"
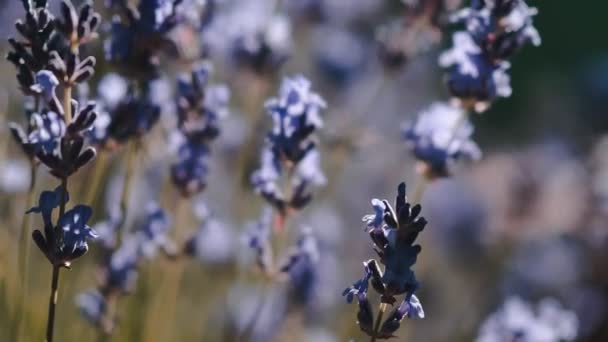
{"left": 0, "top": 159, "right": 31, "bottom": 193}
{"left": 278, "top": 227, "right": 320, "bottom": 302}
{"left": 440, "top": 32, "right": 512, "bottom": 112}
{"left": 91, "top": 80, "right": 161, "bottom": 150}
{"left": 377, "top": 0, "right": 461, "bottom": 69}
{"left": 203, "top": 2, "right": 291, "bottom": 75}
{"left": 76, "top": 290, "right": 107, "bottom": 327}
{"left": 136, "top": 202, "right": 175, "bottom": 259}
{"left": 440, "top": 0, "right": 540, "bottom": 111}
{"left": 456, "top": 0, "right": 541, "bottom": 61}
{"left": 251, "top": 75, "right": 326, "bottom": 215}
{"left": 344, "top": 182, "right": 426, "bottom": 339}
{"left": 476, "top": 297, "right": 578, "bottom": 342}
{"left": 171, "top": 62, "right": 229, "bottom": 196}
{"left": 313, "top": 25, "right": 366, "bottom": 85}
{"left": 184, "top": 213, "right": 236, "bottom": 265}
{"left": 105, "top": 0, "right": 183, "bottom": 77}
{"left": 28, "top": 186, "right": 98, "bottom": 267}
{"left": 403, "top": 102, "right": 481, "bottom": 177}
{"left": 101, "top": 237, "right": 141, "bottom": 294}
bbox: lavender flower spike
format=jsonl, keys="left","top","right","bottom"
{"left": 344, "top": 182, "right": 426, "bottom": 339}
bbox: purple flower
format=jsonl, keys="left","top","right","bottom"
{"left": 403, "top": 102, "right": 481, "bottom": 177}
{"left": 29, "top": 187, "right": 98, "bottom": 267}
{"left": 251, "top": 75, "right": 326, "bottom": 213}
{"left": 344, "top": 183, "right": 426, "bottom": 338}
{"left": 76, "top": 290, "right": 107, "bottom": 327}
{"left": 171, "top": 63, "right": 229, "bottom": 196}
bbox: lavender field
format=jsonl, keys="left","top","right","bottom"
{"left": 0, "top": 0, "right": 607, "bottom": 341}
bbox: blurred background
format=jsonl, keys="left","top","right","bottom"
{"left": 0, "top": 0, "right": 607, "bottom": 341}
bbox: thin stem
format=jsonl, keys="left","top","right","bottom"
{"left": 16, "top": 163, "right": 37, "bottom": 342}
{"left": 45, "top": 266, "right": 61, "bottom": 342}
{"left": 63, "top": 85, "right": 72, "bottom": 123}
{"left": 117, "top": 141, "right": 138, "bottom": 245}
{"left": 59, "top": 178, "right": 68, "bottom": 217}
{"left": 84, "top": 151, "right": 108, "bottom": 206}
{"left": 370, "top": 303, "right": 387, "bottom": 342}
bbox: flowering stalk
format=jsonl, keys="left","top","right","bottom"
{"left": 370, "top": 303, "right": 388, "bottom": 342}
{"left": 240, "top": 75, "right": 326, "bottom": 340}
{"left": 344, "top": 183, "right": 426, "bottom": 340}
{"left": 5, "top": 0, "right": 103, "bottom": 340}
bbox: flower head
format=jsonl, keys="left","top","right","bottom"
{"left": 171, "top": 63, "right": 229, "bottom": 196}
{"left": 28, "top": 186, "right": 98, "bottom": 267}
{"left": 251, "top": 75, "right": 326, "bottom": 214}
{"left": 104, "top": 0, "right": 183, "bottom": 77}
{"left": 344, "top": 182, "right": 426, "bottom": 338}
{"left": 476, "top": 297, "right": 578, "bottom": 342}
{"left": 440, "top": 0, "right": 540, "bottom": 111}
{"left": 403, "top": 102, "right": 481, "bottom": 177}
{"left": 91, "top": 80, "right": 161, "bottom": 149}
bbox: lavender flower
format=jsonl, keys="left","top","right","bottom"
{"left": 90, "top": 80, "right": 161, "bottom": 150}
{"left": 440, "top": 0, "right": 540, "bottom": 111}
{"left": 403, "top": 102, "right": 481, "bottom": 177}
{"left": 204, "top": 2, "right": 291, "bottom": 74}
{"left": 101, "top": 237, "right": 141, "bottom": 294}
{"left": 0, "top": 159, "right": 31, "bottom": 193}
{"left": 184, "top": 213, "right": 236, "bottom": 265}
{"left": 136, "top": 203, "right": 175, "bottom": 259}
{"left": 278, "top": 227, "right": 320, "bottom": 303}
{"left": 476, "top": 297, "right": 578, "bottom": 342}
{"left": 6, "top": 0, "right": 58, "bottom": 94}
{"left": 105, "top": 0, "right": 184, "bottom": 77}
{"left": 171, "top": 63, "right": 229, "bottom": 196}
{"left": 251, "top": 75, "right": 327, "bottom": 215}
{"left": 344, "top": 182, "right": 426, "bottom": 339}
{"left": 76, "top": 290, "right": 107, "bottom": 327}
{"left": 28, "top": 186, "right": 98, "bottom": 268}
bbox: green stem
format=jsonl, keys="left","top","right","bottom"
{"left": 370, "top": 303, "right": 387, "bottom": 342}
{"left": 16, "top": 163, "right": 37, "bottom": 341}
{"left": 117, "top": 141, "right": 138, "bottom": 246}
{"left": 45, "top": 265, "right": 61, "bottom": 342}
{"left": 84, "top": 151, "right": 108, "bottom": 206}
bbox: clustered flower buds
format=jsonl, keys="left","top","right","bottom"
{"left": 343, "top": 183, "right": 426, "bottom": 339}
{"left": 28, "top": 186, "right": 98, "bottom": 268}
{"left": 105, "top": 0, "right": 184, "bottom": 78}
{"left": 251, "top": 75, "right": 327, "bottom": 218}
{"left": 91, "top": 76, "right": 161, "bottom": 150}
{"left": 402, "top": 102, "right": 481, "bottom": 177}
{"left": 171, "top": 63, "right": 229, "bottom": 196}
{"left": 476, "top": 297, "right": 579, "bottom": 342}
{"left": 440, "top": 0, "right": 540, "bottom": 111}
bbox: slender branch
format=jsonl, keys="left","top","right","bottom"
{"left": 370, "top": 303, "right": 387, "bottom": 342}
{"left": 45, "top": 266, "right": 61, "bottom": 342}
